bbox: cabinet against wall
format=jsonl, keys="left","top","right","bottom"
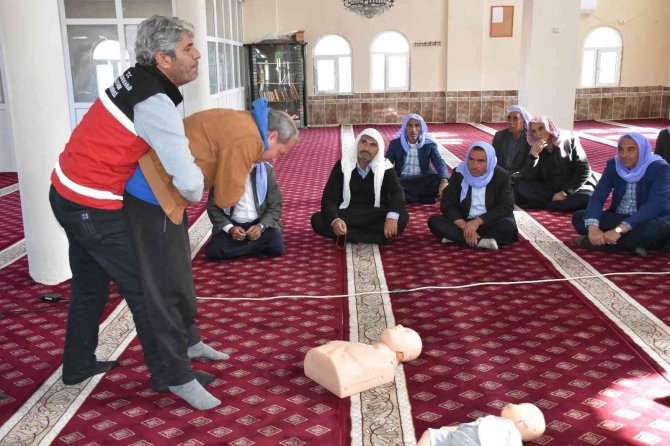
{"left": 245, "top": 41, "right": 308, "bottom": 128}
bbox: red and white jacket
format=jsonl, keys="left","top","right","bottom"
{"left": 51, "top": 65, "right": 182, "bottom": 209}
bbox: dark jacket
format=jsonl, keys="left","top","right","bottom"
{"left": 583, "top": 158, "right": 670, "bottom": 228}
{"left": 440, "top": 166, "right": 515, "bottom": 225}
{"left": 320, "top": 160, "right": 406, "bottom": 223}
{"left": 518, "top": 135, "right": 597, "bottom": 195}
{"left": 491, "top": 128, "right": 530, "bottom": 174}
{"left": 207, "top": 163, "right": 282, "bottom": 234}
{"left": 385, "top": 138, "right": 450, "bottom": 179}
{"left": 655, "top": 128, "right": 670, "bottom": 165}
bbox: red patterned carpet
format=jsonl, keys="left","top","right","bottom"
{"left": 3, "top": 124, "right": 670, "bottom": 445}
{"left": 0, "top": 191, "right": 24, "bottom": 251}
{"left": 0, "top": 172, "right": 18, "bottom": 189}
{"left": 526, "top": 208, "right": 670, "bottom": 325}
{"left": 615, "top": 119, "right": 670, "bottom": 133}
{"left": 574, "top": 120, "right": 659, "bottom": 144}
{"left": 0, "top": 191, "right": 211, "bottom": 427}
{"left": 381, "top": 204, "right": 670, "bottom": 445}
{"left": 51, "top": 127, "right": 353, "bottom": 446}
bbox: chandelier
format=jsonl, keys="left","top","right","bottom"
{"left": 343, "top": 0, "right": 395, "bottom": 19}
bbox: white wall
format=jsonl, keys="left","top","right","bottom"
{"left": 0, "top": 0, "right": 72, "bottom": 284}
{"left": 519, "top": 0, "right": 581, "bottom": 129}
{"left": 579, "top": 0, "right": 670, "bottom": 87}
{"left": 447, "top": 0, "right": 524, "bottom": 91}
{"left": 244, "top": 0, "right": 448, "bottom": 93}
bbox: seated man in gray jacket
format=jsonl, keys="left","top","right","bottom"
{"left": 205, "top": 162, "right": 284, "bottom": 260}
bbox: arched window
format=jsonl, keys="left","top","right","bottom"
{"left": 580, "top": 26, "right": 622, "bottom": 87}
{"left": 314, "top": 34, "right": 352, "bottom": 94}
{"left": 371, "top": 31, "right": 409, "bottom": 92}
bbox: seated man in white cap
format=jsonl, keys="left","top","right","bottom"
{"left": 310, "top": 128, "right": 409, "bottom": 245}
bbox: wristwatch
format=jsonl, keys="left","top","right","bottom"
{"left": 614, "top": 226, "right": 623, "bottom": 234}
{"left": 259, "top": 223, "right": 266, "bottom": 232}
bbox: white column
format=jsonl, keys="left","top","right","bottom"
{"left": 176, "top": 0, "right": 212, "bottom": 115}
{"left": 0, "top": 1, "right": 72, "bottom": 284}
{"left": 519, "top": 0, "right": 581, "bottom": 130}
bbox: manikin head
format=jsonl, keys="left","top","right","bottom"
{"left": 380, "top": 325, "right": 422, "bottom": 361}
{"left": 500, "top": 403, "right": 546, "bottom": 441}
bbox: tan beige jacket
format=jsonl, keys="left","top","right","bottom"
{"left": 139, "top": 109, "right": 265, "bottom": 224}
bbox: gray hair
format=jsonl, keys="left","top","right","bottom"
{"left": 135, "top": 15, "right": 195, "bottom": 66}
{"left": 268, "top": 109, "right": 299, "bottom": 143}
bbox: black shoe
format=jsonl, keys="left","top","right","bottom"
{"left": 62, "top": 360, "right": 120, "bottom": 385}
{"left": 152, "top": 370, "right": 216, "bottom": 392}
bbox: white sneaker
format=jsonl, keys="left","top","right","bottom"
{"left": 477, "top": 238, "right": 499, "bottom": 251}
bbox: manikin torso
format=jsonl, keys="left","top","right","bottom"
{"left": 303, "top": 340, "right": 399, "bottom": 398}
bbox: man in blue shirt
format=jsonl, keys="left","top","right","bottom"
{"left": 385, "top": 114, "right": 449, "bottom": 204}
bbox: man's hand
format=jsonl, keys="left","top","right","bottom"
{"left": 332, "top": 218, "right": 347, "bottom": 237}
{"left": 603, "top": 228, "right": 622, "bottom": 245}
{"left": 587, "top": 225, "right": 606, "bottom": 246}
{"left": 530, "top": 138, "right": 548, "bottom": 157}
{"left": 230, "top": 226, "right": 247, "bottom": 241}
{"left": 552, "top": 191, "right": 567, "bottom": 201}
{"left": 438, "top": 179, "right": 448, "bottom": 197}
{"left": 462, "top": 218, "right": 483, "bottom": 247}
{"left": 384, "top": 218, "right": 398, "bottom": 239}
{"left": 246, "top": 224, "right": 262, "bottom": 241}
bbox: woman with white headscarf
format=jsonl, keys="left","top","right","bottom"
{"left": 427, "top": 141, "right": 517, "bottom": 250}
{"left": 573, "top": 132, "right": 670, "bottom": 255}
{"left": 311, "top": 128, "right": 409, "bottom": 245}
{"left": 514, "top": 115, "right": 598, "bottom": 212}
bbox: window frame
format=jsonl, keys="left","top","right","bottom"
{"left": 59, "top": 0, "right": 169, "bottom": 127}
{"left": 206, "top": 0, "right": 245, "bottom": 97}
{"left": 580, "top": 26, "right": 622, "bottom": 88}
{"left": 313, "top": 34, "right": 353, "bottom": 95}
{"left": 370, "top": 30, "right": 410, "bottom": 92}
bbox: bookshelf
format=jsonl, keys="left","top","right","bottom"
{"left": 245, "top": 41, "right": 308, "bottom": 127}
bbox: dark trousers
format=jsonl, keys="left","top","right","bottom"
{"left": 399, "top": 173, "right": 440, "bottom": 204}
{"left": 572, "top": 210, "right": 670, "bottom": 252}
{"left": 49, "top": 186, "right": 165, "bottom": 384}
{"left": 515, "top": 180, "right": 591, "bottom": 212}
{"left": 310, "top": 207, "right": 409, "bottom": 245}
{"left": 124, "top": 193, "right": 200, "bottom": 386}
{"left": 205, "top": 220, "right": 284, "bottom": 260}
{"left": 427, "top": 214, "right": 519, "bottom": 247}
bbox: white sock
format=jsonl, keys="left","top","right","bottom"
{"left": 169, "top": 379, "right": 220, "bottom": 410}
{"left": 477, "top": 238, "right": 499, "bottom": 251}
{"left": 441, "top": 238, "right": 453, "bottom": 244}
{"left": 188, "top": 341, "right": 230, "bottom": 360}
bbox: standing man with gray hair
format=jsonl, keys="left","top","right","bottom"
{"left": 124, "top": 97, "right": 298, "bottom": 409}
{"left": 49, "top": 15, "right": 220, "bottom": 410}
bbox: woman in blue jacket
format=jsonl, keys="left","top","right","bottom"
{"left": 572, "top": 132, "right": 670, "bottom": 255}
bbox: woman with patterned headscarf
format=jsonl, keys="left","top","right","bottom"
{"left": 428, "top": 141, "right": 518, "bottom": 250}
{"left": 572, "top": 132, "right": 670, "bottom": 255}
{"left": 514, "top": 115, "right": 598, "bottom": 212}
{"left": 385, "top": 114, "right": 450, "bottom": 204}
